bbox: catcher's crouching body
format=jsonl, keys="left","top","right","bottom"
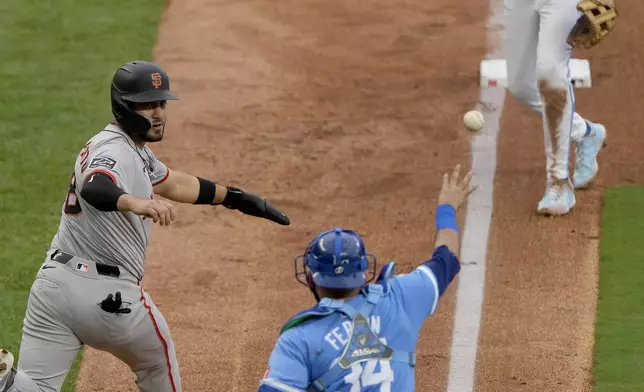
{"left": 256, "top": 164, "right": 476, "bottom": 391}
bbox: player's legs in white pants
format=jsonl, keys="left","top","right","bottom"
{"left": 504, "top": 0, "right": 595, "bottom": 203}
{"left": 536, "top": 0, "right": 588, "bottom": 182}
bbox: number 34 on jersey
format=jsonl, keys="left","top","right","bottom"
{"left": 344, "top": 358, "right": 394, "bottom": 392}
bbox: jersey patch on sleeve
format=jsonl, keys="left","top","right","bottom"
{"left": 88, "top": 156, "right": 118, "bottom": 170}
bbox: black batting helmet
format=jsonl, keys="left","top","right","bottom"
{"left": 110, "top": 61, "right": 179, "bottom": 138}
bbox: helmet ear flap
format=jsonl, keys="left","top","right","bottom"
{"left": 120, "top": 103, "right": 153, "bottom": 136}
{"left": 111, "top": 92, "right": 152, "bottom": 138}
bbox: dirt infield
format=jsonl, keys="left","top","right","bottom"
{"left": 75, "top": 0, "right": 644, "bottom": 391}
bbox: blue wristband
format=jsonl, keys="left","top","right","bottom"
{"left": 436, "top": 204, "right": 458, "bottom": 232}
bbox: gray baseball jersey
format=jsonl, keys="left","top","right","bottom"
{"left": 9, "top": 123, "right": 182, "bottom": 392}
{"left": 50, "top": 123, "right": 170, "bottom": 281}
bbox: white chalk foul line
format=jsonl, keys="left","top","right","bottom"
{"left": 446, "top": 1, "right": 506, "bottom": 391}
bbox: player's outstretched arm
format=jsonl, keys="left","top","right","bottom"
{"left": 434, "top": 164, "right": 476, "bottom": 259}
{"left": 419, "top": 164, "right": 476, "bottom": 297}
{"left": 152, "top": 170, "right": 228, "bottom": 204}
{"left": 153, "top": 170, "right": 290, "bottom": 225}
{"left": 392, "top": 164, "right": 476, "bottom": 322}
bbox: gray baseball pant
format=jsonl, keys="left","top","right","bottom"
{"left": 7, "top": 250, "right": 181, "bottom": 392}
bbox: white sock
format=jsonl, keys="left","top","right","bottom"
{"left": 571, "top": 112, "right": 593, "bottom": 143}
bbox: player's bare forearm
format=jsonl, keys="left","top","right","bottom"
{"left": 153, "top": 170, "right": 227, "bottom": 204}
{"left": 434, "top": 228, "right": 460, "bottom": 259}
{"left": 116, "top": 194, "right": 139, "bottom": 212}
{"left": 117, "top": 194, "right": 176, "bottom": 225}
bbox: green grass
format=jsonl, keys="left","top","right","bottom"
{"left": 0, "top": 0, "right": 165, "bottom": 390}
{"left": 593, "top": 186, "right": 644, "bottom": 391}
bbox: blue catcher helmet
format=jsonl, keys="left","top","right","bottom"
{"left": 295, "top": 227, "right": 377, "bottom": 291}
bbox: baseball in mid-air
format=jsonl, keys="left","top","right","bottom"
{"left": 463, "top": 110, "right": 484, "bottom": 131}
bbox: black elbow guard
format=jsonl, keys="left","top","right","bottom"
{"left": 80, "top": 172, "right": 126, "bottom": 211}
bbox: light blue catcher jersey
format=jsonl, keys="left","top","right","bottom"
{"left": 258, "top": 245, "right": 460, "bottom": 392}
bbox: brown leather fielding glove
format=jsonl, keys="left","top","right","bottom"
{"left": 567, "top": 0, "right": 618, "bottom": 49}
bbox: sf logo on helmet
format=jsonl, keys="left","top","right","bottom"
{"left": 151, "top": 72, "right": 163, "bottom": 89}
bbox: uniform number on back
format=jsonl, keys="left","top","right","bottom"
{"left": 79, "top": 142, "right": 91, "bottom": 172}
{"left": 64, "top": 173, "right": 82, "bottom": 215}
{"left": 344, "top": 359, "right": 394, "bottom": 392}
{"left": 65, "top": 142, "right": 95, "bottom": 215}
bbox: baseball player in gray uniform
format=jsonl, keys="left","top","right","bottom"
{"left": 0, "top": 60, "right": 290, "bottom": 392}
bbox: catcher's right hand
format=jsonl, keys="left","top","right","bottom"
{"left": 221, "top": 186, "right": 291, "bottom": 226}
{"left": 567, "top": 0, "right": 618, "bottom": 49}
{"left": 437, "top": 164, "right": 477, "bottom": 211}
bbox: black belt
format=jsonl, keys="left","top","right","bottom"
{"left": 50, "top": 250, "right": 120, "bottom": 278}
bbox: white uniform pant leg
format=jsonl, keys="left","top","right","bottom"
{"left": 536, "top": 0, "right": 587, "bottom": 181}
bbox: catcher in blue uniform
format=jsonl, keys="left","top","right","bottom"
{"left": 258, "top": 164, "right": 475, "bottom": 391}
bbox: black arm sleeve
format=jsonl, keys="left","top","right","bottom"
{"left": 80, "top": 172, "right": 127, "bottom": 211}
{"left": 194, "top": 177, "right": 217, "bottom": 205}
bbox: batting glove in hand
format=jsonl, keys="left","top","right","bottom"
{"left": 222, "top": 186, "right": 291, "bottom": 226}
{"left": 100, "top": 292, "right": 132, "bottom": 314}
